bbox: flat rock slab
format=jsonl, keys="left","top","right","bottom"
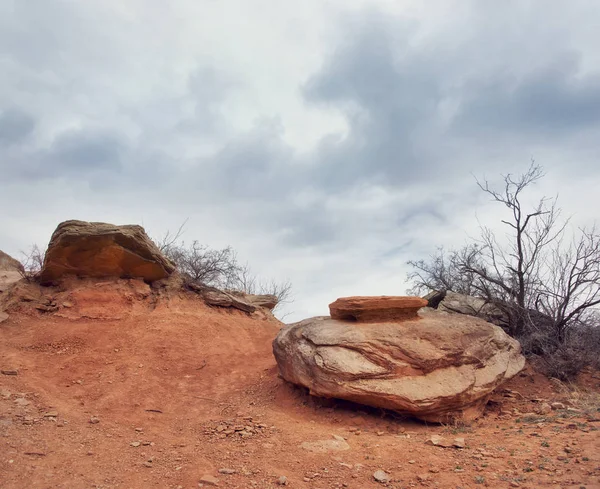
{"left": 40, "top": 220, "right": 175, "bottom": 283}
{"left": 300, "top": 437, "right": 350, "bottom": 453}
{"left": 273, "top": 309, "right": 525, "bottom": 423}
{"left": 329, "top": 296, "right": 428, "bottom": 322}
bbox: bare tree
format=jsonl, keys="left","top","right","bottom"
{"left": 407, "top": 246, "right": 479, "bottom": 296}
{"left": 535, "top": 227, "right": 600, "bottom": 343}
{"left": 407, "top": 162, "right": 600, "bottom": 345}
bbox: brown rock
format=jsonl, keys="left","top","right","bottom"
{"left": 199, "top": 474, "right": 219, "bottom": 486}
{"left": 186, "top": 282, "right": 257, "bottom": 313}
{"left": 0, "top": 311, "right": 9, "bottom": 324}
{"left": 245, "top": 294, "right": 278, "bottom": 310}
{"left": 273, "top": 309, "right": 525, "bottom": 423}
{"left": 39, "top": 220, "right": 175, "bottom": 283}
{"left": 329, "top": 296, "right": 428, "bottom": 322}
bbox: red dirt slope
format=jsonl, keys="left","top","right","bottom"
{"left": 1, "top": 278, "right": 599, "bottom": 489}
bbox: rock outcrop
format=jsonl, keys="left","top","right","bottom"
{"left": 0, "top": 250, "right": 23, "bottom": 295}
{"left": 329, "top": 296, "right": 427, "bottom": 322}
{"left": 438, "top": 291, "right": 509, "bottom": 328}
{"left": 273, "top": 296, "right": 525, "bottom": 423}
{"left": 39, "top": 220, "right": 176, "bottom": 283}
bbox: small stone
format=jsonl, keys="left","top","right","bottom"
{"left": 510, "top": 482, "right": 520, "bottom": 488}
{"left": 44, "top": 411, "right": 58, "bottom": 417}
{"left": 536, "top": 403, "right": 552, "bottom": 415}
{"left": 130, "top": 441, "right": 141, "bottom": 447}
{"left": 143, "top": 461, "right": 153, "bottom": 468}
{"left": 417, "top": 474, "right": 430, "bottom": 482}
{"left": 89, "top": 417, "right": 100, "bottom": 424}
{"left": 377, "top": 431, "right": 385, "bottom": 436}
{"left": 218, "top": 468, "right": 236, "bottom": 474}
{"left": 277, "top": 476, "right": 288, "bottom": 485}
{"left": 551, "top": 402, "right": 566, "bottom": 410}
{"left": 199, "top": 474, "right": 219, "bottom": 486}
{"left": 453, "top": 437, "right": 465, "bottom": 448}
{"left": 373, "top": 470, "right": 390, "bottom": 483}
{"left": 1, "top": 370, "right": 18, "bottom": 376}
{"left": 62, "top": 301, "right": 74, "bottom": 308}
{"left": 408, "top": 460, "right": 415, "bottom": 464}
{"left": 135, "top": 427, "right": 144, "bottom": 432}
{"left": 426, "top": 435, "right": 451, "bottom": 447}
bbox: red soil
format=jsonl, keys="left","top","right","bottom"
{"left": 1, "top": 279, "right": 599, "bottom": 489}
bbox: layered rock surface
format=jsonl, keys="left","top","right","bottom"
{"left": 39, "top": 220, "right": 175, "bottom": 283}
{"left": 273, "top": 296, "right": 525, "bottom": 422}
{"left": 0, "top": 250, "right": 23, "bottom": 295}
{"left": 330, "top": 296, "right": 427, "bottom": 322}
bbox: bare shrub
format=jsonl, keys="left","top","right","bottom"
{"left": 154, "top": 224, "right": 293, "bottom": 313}
{"left": 19, "top": 244, "right": 45, "bottom": 281}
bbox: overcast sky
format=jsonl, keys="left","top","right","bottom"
{"left": 1, "top": 0, "right": 599, "bottom": 321}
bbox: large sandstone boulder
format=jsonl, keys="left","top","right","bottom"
{"left": 39, "top": 220, "right": 176, "bottom": 283}
{"left": 273, "top": 296, "right": 525, "bottom": 423}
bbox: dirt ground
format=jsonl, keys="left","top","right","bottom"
{"left": 1, "top": 279, "right": 599, "bottom": 489}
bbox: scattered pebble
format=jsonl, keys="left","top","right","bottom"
{"left": 130, "top": 441, "right": 141, "bottom": 447}
{"left": 277, "top": 475, "right": 288, "bottom": 485}
{"left": 218, "top": 468, "right": 236, "bottom": 474}
{"left": 89, "top": 416, "right": 100, "bottom": 424}
{"left": 373, "top": 469, "right": 390, "bottom": 483}
{"left": 199, "top": 474, "right": 219, "bottom": 486}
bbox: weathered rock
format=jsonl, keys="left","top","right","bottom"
{"left": 185, "top": 282, "right": 257, "bottom": 313}
{"left": 0, "top": 250, "right": 23, "bottom": 294}
{"left": 199, "top": 474, "right": 219, "bottom": 486}
{"left": 245, "top": 294, "right": 278, "bottom": 310}
{"left": 422, "top": 290, "right": 446, "bottom": 309}
{"left": 438, "top": 291, "right": 509, "bottom": 327}
{"left": 373, "top": 470, "right": 390, "bottom": 483}
{"left": 329, "top": 296, "right": 427, "bottom": 322}
{"left": 273, "top": 302, "right": 525, "bottom": 423}
{"left": 299, "top": 436, "right": 351, "bottom": 453}
{"left": 0, "top": 250, "right": 23, "bottom": 273}
{"left": 0, "top": 311, "right": 9, "bottom": 324}
{"left": 39, "top": 220, "right": 175, "bottom": 283}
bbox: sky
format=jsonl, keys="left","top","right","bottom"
{"left": 1, "top": 0, "right": 599, "bottom": 321}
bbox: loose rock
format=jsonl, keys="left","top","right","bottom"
{"left": 199, "top": 474, "right": 219, "bottom": 486}
{"left": 373, "top": 470, "right": 390, "bottom": 483}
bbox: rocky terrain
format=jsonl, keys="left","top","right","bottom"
{"left": 1, "top": 221, "right": 599, "bottom": 489}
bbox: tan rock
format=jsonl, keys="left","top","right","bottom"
{"left": 39, "top": 220, "right": 175, "bottom": 283}
{"left": 245, "top": 294, "right": 278, "bottom": 310}
{"left": 273, "top": 307, "right": 525, "bottom": 423}
{"left": 329, "top": 296, "right": 427, "bottom": 322}
{"left": 299, "top": 437, "right": 351, "bottom": 453}
{"left": 0, "top": 250, "right": 23, "bottom": 272}
{"left": 0, "top": 250, "right": 23, "bottom": 293}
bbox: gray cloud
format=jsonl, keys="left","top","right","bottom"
{"left": 1, "top": 1, "right": 599, "bottom": 321}
{"left": 0, "top": 108, "right": 35, "bottom": 145}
